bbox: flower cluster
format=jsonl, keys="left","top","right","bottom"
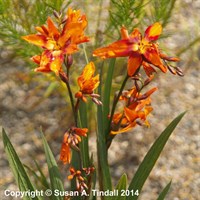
{"left": 93, "top": 22, "right": 181, "bottom": 77}
{"left": 22, "top": 8, "right": 89, "bottom": 75}
{"left": 60, "top": 127, "right": 88, "bottom": 164}
{"left": 68, "top": 167, "right": 95, "bottom": 192}
{"left": 111, "top": 86, "right": 157, "bottom": 134}
{"left": 93, "top": 22, "right": 182, "bottom": 136}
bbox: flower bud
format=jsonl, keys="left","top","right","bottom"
{"left": 175, "top": 67, "right": 184, "bottom": 76}
{"left": 90, "top": 93, "right": 100, "bottom": 98}
{"left": 59, "top": 71, "right": 68, "bottom": 83}
{"left": 144, "top": 75, "right": 154, "bottom": 86}
{"left": 53, "top": 10, "right": 60, "bottom": 19}
{"left": 64, "top": 54, "right": 73, "bottom": 69}
{"left": 92, "top": 97, "right": 103, "bottom": 106}
{"left": 167, "top": 65, "right": 176, "bottom": 75}
{"left": 61, "top": 16, "right": 67, "bottom": 24}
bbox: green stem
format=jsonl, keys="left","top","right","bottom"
{"left": 78, "top": 102, "right": 90, "bottom": 168}
{"left": 79, "top": 44, "right": 91, "bottom": 168}
{"left": 65, "top": 80, "right": 77, "bottom": 126}
{"left": 105, "top": 74, "right": 129, "bottom": 148}
{"left": 107, "top": 74, "right": 129, "bottom": 133}
{"left": 75, "top": 99, "right": 80, "bottom": 117}
{"left": 82, "top": 43, "right": 89, "bottom": 64}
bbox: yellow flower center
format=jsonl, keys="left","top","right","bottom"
{"left": 139, "top": 39, "right": 151, "bottom": 54}
{"left": 132, "top": 44, "right": 139, "bottom": 51}
{"left": 47, "top": 37, "right": 61, "bottom": 50}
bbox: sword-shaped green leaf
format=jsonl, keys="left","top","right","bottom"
{"left": 156, "top": 181, "right": 172, "bottom": 200}
{"left": 115, "top": 173, "right": 127, "bottom": 200}
{"left": 96, "top": 62, "right": 112, "bottom": 197}
{"left": 2, "top": 128, "right": 42, "bottom": 200}
{"left": 127, "top": 112, "right": 186, "bottom": 200}
{"left": 41, "top": 131, "right": 64, "bottom": 200}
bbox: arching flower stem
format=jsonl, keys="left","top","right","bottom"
{"left": 106, "top": 74, "right": 129, "bottom": 140}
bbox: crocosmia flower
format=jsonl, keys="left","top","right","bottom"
{"left": 111, "top": 87, "right": 157, "bottom": 134}
{"left": 22, "top": 8, "right": 89, "bottom": 75}
{"left": 93, "top": 22, "right": 179, "bottom": 77}
{"left": 60, "top": 127, "right": 88, "bottom": 164}
{"left": 75, "top": 62, "right": 100, "bottom": 103}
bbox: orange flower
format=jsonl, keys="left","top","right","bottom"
{"left": 111, "top": 87, "right": 157, "bottom": 134}
{"left": 93, "top": 22, "right": 179, "bottom": 77}
{"left": 60, "top": 127, "right": 88, "bottom": 164}
{"left": 75, "top": 62, "right": 100, "bottom": 102}
{"left": 22, "top": 8, "right": 89, "bottom": 75}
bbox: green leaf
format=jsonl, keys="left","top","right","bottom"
{"left": 34, "top": 160, "right": 50, "bottom": 189}
{"left": 96, "top": 62, "right": 112, "bottom": 194}
{"left": 157, "top": 181, "right": 172, "bottom": 200}
{"left": 79, "top": 101, "right": 90, "bottom": 167}
{"left": 127, "top": 112, "right": 186, "bottom": 200}
{"left": 89, "top": 154, "right": 97, "bottom": 200}
{"left": 115, "top": 174, "right": 127, "bottom": 200}
{"left": 2, "top": 128, "right": 42, "bottom": 200}
{"left": 41, "top": 131, "right": 64, "bottom": 200}
{"left": 23, "top": 164, "right": 46, "bottom": 189}
{"left": 24, "top": 160, "right": 50, "bottom": 190}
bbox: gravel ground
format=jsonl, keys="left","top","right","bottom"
{"left": 0, "top": 0, "right": 200, "bottom": 200}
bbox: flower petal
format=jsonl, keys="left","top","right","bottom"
{"left": 35, "top": 25, "right": 48, "bottom": 35}
{"left": 127, "top": 53, "right": 142, "bottom": 76}
{"left": 124, "top": 107, "right": 138, "bottom": 122}
{"left": 81, "top": 75, "right": 99, "bottom": 93}
{"left": 77, "top": 62, "right": 100, "bottom": 95}
{"left": 47, "top": 17, "right": 60, "bottom": 38}
{"left": 121, "top": 26, "right": 129, "bottom": 39}
{"left": 83, "top": 62, "right": 95, "bottom": 80}
{"left": 137, "top": 87, "right": 157, "bottom": 102}
{"left": 144, "top": 22, "right": 162, "bottom": 41}
{"left": 112, "top": 113, "right": 123, "bottom": 124}
{"left": 78, "top": 62, "right": 95, "bottom": 88}
{"left": 138, "top": 106, "right": 153, "bottom": 120}
{"left": 142, "top": 61, "right": 156, "bottom": 77}
{"left": 93, "top": 40, "right": 131, "bottom": 59}
{"left": 130, "top": 28, "right": 142, "bottom": 43}
{"left": 34, "top": 51, "right": 51, "bottom": 73}
{"left": 60, "top": 143, "right": 71, "bottom": 164}
{"left": 49, "top": 51, "right": 63, "bottom": 75}
{"left": 34, "top": 50, "right": 63, "bottom": 75}
{"left": 31, "top": 55, "right": 41, "bottom": 64}
{"left": 143, "top": 44, "right": 167, "bottom": 73}
{"left": 111, "top": 121, "right": 137, "bottom": 134}
{"left": 22, "top": 34, "right": 47, "bottom": 48}
{"left": 74, "top": 127, "right": 88, "bottom": 137}
{"left": 60, "top": 8, "right": 89, "bottom": 47}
